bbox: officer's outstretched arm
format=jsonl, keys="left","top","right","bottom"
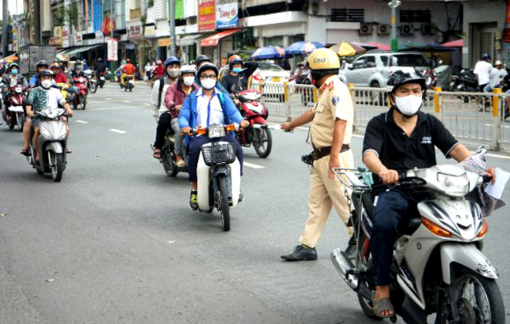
{"left": 281, "top": 108, "right": 314, "bottom": 132}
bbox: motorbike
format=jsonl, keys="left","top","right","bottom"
{"left": 98, "top": 72, "right": 106, "bottom": 88}
{"left": 104, "top": 69, "right": 112, "bottom": 82}
{"left": 122, "top": 75, "right": 135, "bottom": 92}
{"left": 234, "top": 89, "right": 272, "bottom": 158}
{"left": 193, "top": 124, "right": 242, "bottom": 232}
{"left": 331, "top": 163, "right": 504, "bottom": 324}
{"left": 151, "top": 129, "right": 189, "bottom": 177}
{"left": 2, "top": 85, "right": 26, "bottom": 131}
{"left": 85, "top": 70, "right": 98, "bottom": 94}
{"left": 26, "top": 107, "right": 70, "bottom": 182}
{"left": 56, "top": 83, "right": 75, "bottom": 105}
{"left": 72, "top": 76, "right": 88, "bottom": 109}
{"left": 449, "top": 68, "right": 479, "bottom": 93}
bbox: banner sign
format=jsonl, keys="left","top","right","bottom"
{"left": 198, "top": 0, "right": 216, "bottom": 32}
{"left": 107, "top": 39, "right": 118, "bottom": 61}
{"left": 127, "top": 23, "right": 142, "bottom": 40}
{"left": 54, "top": 26, "right": 63, "bottom": 46}
{"left": 216, "top": 2, "right": 238, "bottom": 29}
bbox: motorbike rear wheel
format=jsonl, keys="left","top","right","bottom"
{"left": 90, "top": 81, "right": 98, "bottom": 94}
{"left": 17, "top": 113, "right": 25, "bottom": 132}
{"left": 438, "top": 267, "right": 505, "bottom": 324}
{"left": 79, "top": 94, "right": 87, "bottom": 110}
{"left": 253, "top": 128, "right": 272, "bottom": 158}
{"left": 162, "top": 149, "right": 178, "bottom": 177}
{"left": 50, "top": 152, "right": 64, "bottom": 182}
{"left": 217, "top": 175, "right": 231, "bottom": 232}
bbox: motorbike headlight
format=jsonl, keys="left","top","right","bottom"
{"left": 208, "top": 125, "right": 226, "bottom": 139}
{"left": 40, "top": 126, "right": 52, "bottom": 139}
{"left": 437, "top": 173, "right": 470, "bottom": 197}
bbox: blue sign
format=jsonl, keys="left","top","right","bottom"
{"left": 216, "top": 2, "right": 238, "bottom": 30}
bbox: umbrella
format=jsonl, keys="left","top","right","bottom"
{"left": 351, "top": 41, "right": 378, "bottom": 51}
{"left": 366, "top": 42, "right": 391, "bottom": 51}
{"left": 443, "top": 39, "right": 463, "bottom": 48}
{"left": 400, "top": 42, "right": 454, "bottom": 53}
{"left": 251, "top": 45, "right": 286, "bottom": 60}
{"left": 329, "top": 42, "right": 365, "bottom": 57}
{"left": 285, "top": 41, "right": 324, "bottom": 56}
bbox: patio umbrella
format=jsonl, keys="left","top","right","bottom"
{"left": 443, "top": 39, "right": 463, "bottom": 48}
{"left": 366, "top": 42, "right": 391, "bottom": 51}
{"left": 330, "top": 42, "right": 366, "bottom": 56}
{"left": 285, "top": 41, "right": 324, "bottom": 56}
{"left": 251, "top": 45, "right": 286, "bottom": 60}
{"left": 351, "top": 41, "right": 378, "bottom": 51}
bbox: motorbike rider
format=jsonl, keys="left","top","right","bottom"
{"left": 120, "top": 59, "right": 136, "bottom": 87}
{"left": 280, "top": 48, "right": 355, "bottom": 262}
{"left": 194, "top": 55, "right": 229, "bottom": 95}
{"left": 70, "top": 62, "right": 86, "bottom": 78}
{"left": 95, "top": 58, "right": 107, "bottom": 75}
{"left": 24, "top": 70, "right": 73, "bottom": 162}
{"left": 149, "top": 57, "right": 181, "bottom": 153}
{"left": 28, "top": 60, "right": 49, "bottom": 88}
{"left": 51, "top": 62, "right": 68, "bottom": 84}
{"left": 474, "top": 54, "right": 493, "bottom": 92}
{"left": 2, "top": 63, "right": 28, "bottom": 118}
{"left": 361, "top": 70, "right": 496, "bottom": 318}
{"left": 155, "top": 65, "right": 200, "bottom": 165}
{"left": 151, "top": 60, "right": 165, "bottom": 81}
{"left": 220, "top": 55, "right": 258, "bottom": 96}
{"left": 179, "top": 63, "right": 249, "bottom": 210}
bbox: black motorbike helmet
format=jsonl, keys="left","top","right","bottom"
{"left": 195, "top": 55, "right": 211, "bottom": 68}
{"left": 36, "top": 60, "right": 49, "bottom": 69}
{"left": 196, "top": 63, "right": 218, "bottom": 86}
{"left": 387, "top": 70, "right": 427, "bottom": 96}
{"left": 39, "top": 70, "right": 55, "bottom": 78}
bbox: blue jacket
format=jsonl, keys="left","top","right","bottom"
{"left": 178, "top": 88, "right": 243, "bottom": 145}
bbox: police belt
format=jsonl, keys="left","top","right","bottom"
{"left": 311, "top": 144, "right": 350, "bottom": 161}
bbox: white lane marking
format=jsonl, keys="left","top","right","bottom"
{"left": 75, "top": 120, "right": 89, "bottom": 124}
{"left": 122, "top": 100, "right": 132, "bottom": 104}
{"left": 486, "top": 153, "right": 510, "bottom": 160}
{"left": 110, "top": 129, "right": 127, "bottom": 134}
{"left": 244, "top": 162, "right": 265, "bottom": 169}
{"left": 485, "top": 123, "right": 510, "bottom": 129}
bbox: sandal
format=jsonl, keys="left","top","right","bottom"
{"left": 153, "top": 149, "right": 162, "bottom": 159}
{"left": 372, "top": 293, "right": 394, "bottom": 318}
{"left": 20, "top": 149, "right": 31, "bottom": 156}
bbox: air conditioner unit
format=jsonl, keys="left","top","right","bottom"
{"left": 400, "top": 24, "right": 414, "bottom": 36}
{"left": 378, "top": 24, "right": 391, "bottom": 35}
{"left": 359, "top": 23, "right": 373, "bottom": 36}
{"left": 421, "top": 23, "right": 436, "bottom": 35}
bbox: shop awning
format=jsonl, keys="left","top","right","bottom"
{"left": 200, "top": 29, "right": 242, "bottom": 47}
{"left": 179, "top": 34, "right": 202, "bottom": 46}
{"left": 64, "top": 44, "right": 102, "bottom": 56}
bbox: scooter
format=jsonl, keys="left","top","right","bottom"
{"left": 72, "top": 76, "right": 88, "bottom": 109}
{"left": 151, "top": 129, "right": 189, "bottom": 177}
{"left": 98, "top": 72, "right": 106, "bottom": 88}
{"left": 2, "top": 85, "right": 26, "bottom": 131}
{"left": 123, "top": 75, "right": 135, "bottom": 92}
{"left": 194, "top": 124, "right": 242, "bottom": 232}
{"left": 234, "top": 89, "right": 272, "bottom": 158}
{"left": 27, "top": 108, "right": 69, "bottom": 182}
{"left": 85, "top": 69, "right": 98, "bottom": 94}
{"left": 331, "top": 162, "right": 504, "bottom": 324}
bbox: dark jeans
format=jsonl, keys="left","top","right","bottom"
{"left": 479, "top": 84, "right": 489, "bottom": 92}
{"left": 187, "top": 135, "right": 243, "bottom": 182}
{"left": 154, "top": 112, "right": 171, "bottom": 149}
{"left": 371, "top": 188, "right": 425, "bottom": 286}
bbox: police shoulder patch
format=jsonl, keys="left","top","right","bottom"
{"left": 332, "top": 96, "right": 340, "bottom": 106}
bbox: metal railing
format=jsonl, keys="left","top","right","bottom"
{"left": 251, "top": 82, "right": 510, "bottom": 151}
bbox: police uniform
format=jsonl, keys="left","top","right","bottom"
{"left": 299, "top": 75, "right": 355, "bottom": 248}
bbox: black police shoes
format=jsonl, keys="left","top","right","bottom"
{"left": 281, "top": 245, "right": 317, "bottom": 261}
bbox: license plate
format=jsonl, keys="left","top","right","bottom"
{"left": 129, "top": 80, "right": 134, "bottom": 84}
{"left": 8, "top": 106, "right": 24, "bottom": 113}
{"left": 100, "top": 77, "right": 105, "bottom": 80}
{"left": 272, "top": 77, "right": 281, "bottom": 82}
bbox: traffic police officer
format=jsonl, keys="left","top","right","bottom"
{"left": 281, "top": 48, "right": 355, "bottom": 261}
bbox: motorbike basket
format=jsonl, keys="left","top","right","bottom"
{"left": 202, "top": 143, "right": 236, "bottom": 166}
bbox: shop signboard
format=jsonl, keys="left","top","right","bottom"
{"left": 62, "top": 27, "right": 70, "bottom": 48}
{"left": 127, "top": 22, "right": 142, "bottom": 40}
{"left": 54, "top": 26, "right": 63, "bottom": 46}
{"left": 175, "top": 0, "right": 184, "bottom": 19}
{"left": 216, "top": 1, "right": 238, "bottom": 29}
{"left": 107, "top": 39, "right": 118, "bottom": 61}
{"left": 198, "top": 0, "right": 216, "bottom": 32}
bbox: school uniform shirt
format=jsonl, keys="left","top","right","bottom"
{"left": 196, "top": 88, "right": 225, "bottom": 128}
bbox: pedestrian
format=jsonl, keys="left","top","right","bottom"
{"left": 145, "top": 62, "right": 152, "bottom": 84}
{"left": 280, "top": 48, "right": 355, "bottom": 261}
{"left": 474, "top": 54, "right": 493, "bottom": 92}
{"left": 484, "top": 60, "right": 507, "bottom": 93}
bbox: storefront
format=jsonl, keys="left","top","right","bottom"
{"left": 200, "top": 29, "right": 243, "bottom": 66}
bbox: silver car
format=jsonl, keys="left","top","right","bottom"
{"left": 338, "top": 53, "right": 432, "bottom": 89}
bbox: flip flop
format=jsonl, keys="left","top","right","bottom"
{"left": 153, "top": 150, "right": 162, "bottom": 159}
{"left": 20, "top": 149, "right": 31, "bottom": 156}
{"left": 372, "top": 293, "right": 394, "bottom": 318}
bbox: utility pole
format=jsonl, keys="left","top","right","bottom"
{"left": 169, "top": 0, "right": 176, "bottom": 57}
{"left": 389, "top": 0, "right": 401, "bottom": 52}
{"left": 2, "top": 0, "right": 8, "bottom": 56}
{"left": 110, "top": 0, "right": 114, "bottom": 80}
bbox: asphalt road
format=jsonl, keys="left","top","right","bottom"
{"left": 1, "top": 82, "right": 510, "bottom": 324}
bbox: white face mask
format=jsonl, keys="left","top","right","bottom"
{"left": 183, "top": 76, "right": 195, "bottom": 87}
{"left": 168, "top": 68, "right": 179, "bottom": 78}
{"left": 41, "top": 80, "right": 52, "bottom": 89}
{"left": 394, "top": 95, "right": 423, "bottom": 117}
{"left": 201, "top": 79, "right": 216, "bottom": 90}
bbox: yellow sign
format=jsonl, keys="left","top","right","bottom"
{"left": 54, "top": 26, "right": 63, "bottom": 46}
{"left": 157, "top": 38, "right": 172, "bottom": 47}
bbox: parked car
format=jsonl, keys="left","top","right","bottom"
{"left": 338, "top": 53, "right": 434, "bottom": 90}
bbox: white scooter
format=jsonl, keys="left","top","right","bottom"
{"left": 194, "top": 124, "right": 242, "bottom": 231}
{"left": 27, "top": 107, "right": 69, "bottom": 182}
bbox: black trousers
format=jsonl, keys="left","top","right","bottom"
{"left": 154, "top": 112, "right": 171, "bottom": 149}
{"left": 187, "top": 135, "right": 243, "bottom": 182}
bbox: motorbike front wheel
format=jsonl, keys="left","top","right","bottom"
{"left": 439, "top": 267, "right": 505, "bottom": 324}
{"left": 79, "top": 94, "right": 87, "bottom": 109}
{"left": 50, "top": 152, "right": 64, "bottom": 182}
{"left": 17, "top": 113, "right": 25, "bottom": 132}
{"left": 90, "top": 81, "right": 98, "bottom": 94}
{"left": 217, "top": 175, "right": 231, "bottom": 232}
{"left": 253, "top": 128, "right": 272, "bottom": 158}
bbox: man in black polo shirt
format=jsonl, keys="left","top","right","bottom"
{"left": 362, "top": 70, "right": 496, "bottom": 318}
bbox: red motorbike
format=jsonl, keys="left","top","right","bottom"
{"left": 2, "top": 85, "right": 26, "bottom": 131}
{"left": 234, "top": 89, "right": 272, "bottom": 158}
{"left": 72, "top": 76, "right": 88, "bottom": 110}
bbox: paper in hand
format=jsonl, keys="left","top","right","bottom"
{"left": 485, "top": 168, "right": 510, "bottom": 199}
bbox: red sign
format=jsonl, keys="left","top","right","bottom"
{"left": 198, "top": 0, "right": 216, "bottom": 32}
{"left": 507, "top": 2, "right": 510, "bottom": 23}
{"left": 504, "top": 29, "right": 510, "bottom": 43}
